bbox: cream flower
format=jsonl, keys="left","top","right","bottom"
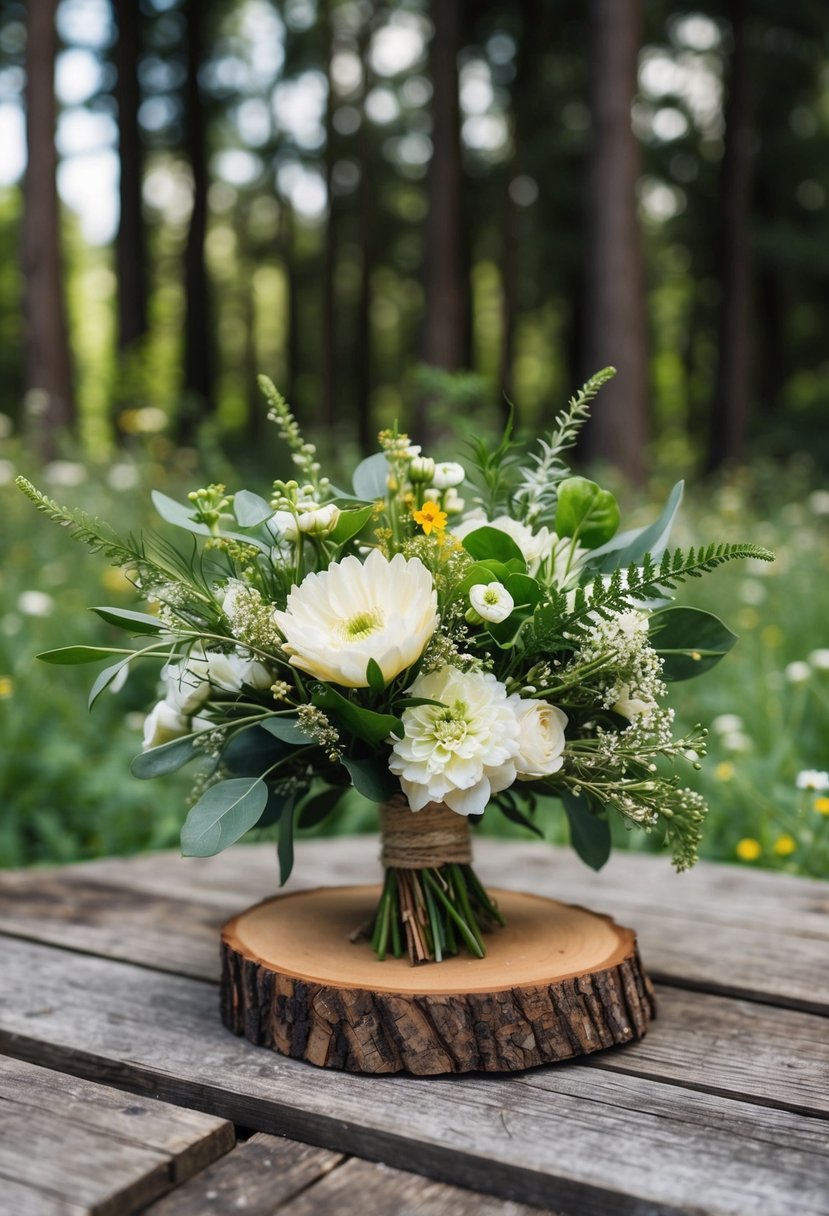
{"left": 432, "top": 461, "right": 466, "bottom": 489}
{"left": 513, "top": 700, "right": 568, "bottom": 780}
{"left": 469, "top": 581, "right": 514, "bottom": 624}
{"left": 389, "top": 666, "right": 521, "bottom": 816}
{"left": 143, "top": 701, "right": 193, "bottom": 749}
{"left": 273, "top": 548, "right": 438, "bottom": 688}
{"left": 611, "top": 684, "right": 657, "bottom": 723}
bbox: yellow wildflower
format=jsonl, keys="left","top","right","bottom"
{"left": 772, "top": 834, "right": 796, "bottom": 856}
{"left": 814, "top": 797, "right": 829, "bottom": 816}
{"left": 413, "top": 501, "right": 447, "bottom": 536}
{"left": 736, "top": 837, "right": 761, "bottom": 862}
{"left": 0, "top": 676, "right": 13, "bottom": 699}
{"left": 714, "top": 761, "right": 734, "bottom": 782}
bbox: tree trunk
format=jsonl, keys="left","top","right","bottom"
{"left": 320, "top": 0, "right": 337, "bottom": 435}
{"left": 180, "top": 0, "right": 212, "bottom": 440}
{"left": 22, "top": 0, "right": 76, "bottom": 457}
{"left": 112, "top": 0, "right": 148, "bottom": 359}
{"left": 280, "top": 198, "right": 300, "bottom": 410}
{"left": 582, "top": 0, "right": 648, "bottom": 483}
{"left": 420, "top": 0, "right": 467, "bottom": 388}
{"left": 706, "top": 0, "right": 754, "bottom": 471}
{"left": 354, "top": 5, "right": 375, "bottom": 454}
{"left": 498, "top": 183, "right": 518, "bottom": 414}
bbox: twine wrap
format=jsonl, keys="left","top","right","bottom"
{"left": 380, "top": 795, "right": 472, "bottom": 869}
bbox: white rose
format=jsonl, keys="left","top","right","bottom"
{"left": 204, "top": 652, "right": 272, "bottom": 693}
{"left": 513, "top": 700, "right": 568, "bottom": 780}
{"left": 432, "top": 461, "right": 466, "bottom": 490}
{"left": 469, "top": 581, "right": 514, "bottom": 624}
{"left": 162, "top": 659, "right": 210, "bottom": 715}
{"left": 142, "top": 701, "right": 191, "bottom": 750}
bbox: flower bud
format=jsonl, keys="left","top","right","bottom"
{"left": 432, "top": 461, "right": 466, "bottom": 490}
{"left": 409, "top": 456, "right": 435, "bottom": 484}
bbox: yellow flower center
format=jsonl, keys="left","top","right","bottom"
{"left": 413, "top": 501, "right": 448, "bottom": 535}
{"left": 343, "top": 608, "right": 384, "bottom": 641}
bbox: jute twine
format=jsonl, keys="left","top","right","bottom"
{"left": 380, "top": 794, "right": 472, "bottom": 869}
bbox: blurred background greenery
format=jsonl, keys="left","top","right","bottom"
{"left": 1, "top": 0, "right": 827, "bottom": 875}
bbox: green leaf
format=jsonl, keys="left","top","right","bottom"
{"left": 649, "top": 606, "right": 738, "bottom": 680}
{"left": 456, "top": 559, "right": 513, "bottom": 595}
{"left": 589, "top": 481, "right": 684, "bottom": 572}
{"left": 91, "top": 606, "right": 163, "bottom": 634}
{"left": 298, "top": 785, "right": 346, "bottom": 829}
{"left": 461, "top": 526, "right": 526, "bottom": 567}
{"left": 365, "top": 658, "right": 386, "bottom": 695}
{"left": 329, "top": 504, "right": 374, "bottom": 545}
{"left": 221, "top": 725, "right": 289, "bottom": 776}
{"left": 180, "top": 777, "right": 268, "bottom": 856}
{"left": 503, "top": 572, "right": 542, "bottom": 610}
{"left": 395, "top": 696, "right": 446, "bottom": 709}
{"left": 234, "top": 490, "right": 275, "bottom": 528}
{"left": 152, "top": 490, "right": 212, "bottom": 536}
{"left": 37, "top": 645, "right": 129, "bottom": 665}
{"left": 260, "top": 716, "right": 315, "bottom": 745}
{"left": 562, "top": 792, "right": 611, "bottom": 871}
{"left": 311, "top": 684, "right": 403, "bottom": 743}
{"left": 342, "top": 755, "right": 398, "bottom": 802}
{"left": 497, "top": 798, "right": 545, "bottom": 839}
{"left": 88, "top": 657, "right": 130, "bottom": 709}
{"left": 277, "top": 790, "right": 297, "bottom": 884}
{"left": 352, "top": 451, "right": 388, "bottom": 500}
{"left": 554, "top": 477, "right": 620, "bottom": 549}
{"left": 131, "top": 733, "right": 203, "bottom": 779}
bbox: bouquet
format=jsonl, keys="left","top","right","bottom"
{"left": 17, "top": 369, "right": 772, "bottom": 964}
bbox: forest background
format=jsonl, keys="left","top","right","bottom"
{"left": 1, "top": 0, "right": 828, "bottom": 878}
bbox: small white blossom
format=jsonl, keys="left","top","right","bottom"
{"left": 432, "top": 461, "right": 466, "bottom": 489}
{"left": 785, "top": 661, "right": 811, "bottom": 685}
{"left": 796, "top": 769, "right": 829, "bottom": 791}
{"left": 18, "top": 590, "right": 55, "bottom": 617}
{"left": 443, "top": 487, "right": 465, "bottom": 515}
{"left": 712, "top": 713, "right": 744, "bottom": 734}
{"left": 469, "top": 582, "right": 514, "bottom": 624}
{"left": 808, "top": 649, "right": 829, "bottom": 671}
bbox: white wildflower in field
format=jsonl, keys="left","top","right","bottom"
{"left": 796, "top": 770, "right": 829, "bottom": 792}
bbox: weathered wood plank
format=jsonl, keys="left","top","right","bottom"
{"left": 0, "top": 938, "right": 826, "bottom": 1216}
{"left": 281, "top": 1154, "right": 560, "bottom": 1216}
{"left": 0, "top": 1057, "right": 233, "bottom": 1216}
{"left": 3, "top": 840, "right": 825, "bottom": 1011}
{"left": 142, "top": 1134, "right": 343, "bottom": 1216}
{"left": 0, "top": 1178, "right": 86, "bottom": 1216}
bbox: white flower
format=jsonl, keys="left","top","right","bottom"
{"left": 443, "top": 487, "right": 465, "bottom": 515}
{"left": 432, "top": 461, "right": 466, "bottom": 490}
{"left": 409, "top": 456, "right": 435, "bottom": 483}
{"left": 712, "top": 713, "right": 744, "bottom": 735}
{"left": 612, "top": 684, "right": 657, "bottom": 722}
{"left": 451, "top": 514, "right": 578, "bottom": 579}
{"left": 389, "top": 666, "right": 520, "bottom": 815}
{"left": 796, "top": 769, "right": 829, "bottom": 791}
{"left": 142, "top": 701, "right": 192, "bottom": 750}
{"left": 273, "top": 548, "right": 438, "bottom": 688}
{"left": 17, "top": 590, "right": 54, "bottom": 617}
{"left": 469, "top": 581, "right": 514, "bottom": 624}
{"left": 721, "top": 731, "right": 752, "bottom": 753}
{"left": 808, "top": 649, "right": 829, "bottom": 671}
{"left": 204, "top": 652, "right": 272, "bottom": 693}
{"left": 513, "top": 700, "right": 567, "bottom": 780}
{"left": 785, "top": 661, "right": 811, "bottom": 685}
{"left": 296, "top": 503, "right": 340, "bottom": 536}
{"left": 162, "top": 660, "right": 211, "bottom": 714}
{"left": 273, "top": 510, "right": 299, "bottom": 541}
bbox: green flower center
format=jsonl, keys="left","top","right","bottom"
{"left": 343, "top": 608, "right": 384, "bottom": 641}
{"left": 431, "top": 700, "right": 469, "bottom": 745}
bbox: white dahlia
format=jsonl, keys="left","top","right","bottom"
{"left": 273, "top": 548, "right": 438, "bottom": 688}
{"left": 389, "top": 666, "right": 521, "bottom": 816}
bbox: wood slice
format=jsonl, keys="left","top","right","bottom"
{"left": 220, "top": 886, "right": 655, "bottom": 1075}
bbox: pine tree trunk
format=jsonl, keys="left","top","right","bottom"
{"left": 706, "top": 0, "right": 754, "bottom": 471}
{"left": 582, "top": 0, "right": 648, "bottom": 484}
{"left": 320, "top": 0, "right": 337, "bottom": 435}
{"left": 354, "top": 3, "right": 375, "bottom": 454}
{"left": 22, "top": 0, "right": 76, "bottom": 458}
{"left": 112, "top": 0, "right": 148, "bottom": 357}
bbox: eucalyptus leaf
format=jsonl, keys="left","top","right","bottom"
{"left": 352, "top": 451, "right": 388, "bottom": 500}
{"left": 260, "top": 716, "right": 315, "bottom": 745}
{"left": 233, "top": 489, "right": 275, "bottom": 528}
{"left": 88, "top": 657, "right": 131, "bottom": 709}
{"left": 554, "top": 477, "right": 620, "bottom": 549}
{"left": 311, "top": 684, "right": 403, "bottom": 743}
{"left": 649, "top": 605, "right": 738, "bottom": 680}
{"left": 38, "top": 645, "right": 130, "bottom": 665}
{"left": 342, "top": 755, "right": 398, "bottom": 802}
{"left": 221, "top": 725, "right": 289, "bottom": 775}
{"left": 91, "top": 606, "right": 163, "bottom": 634}
{"left": 562, "top": 791, "right": 611, "bottom": 871}
{"left": 277, "top": 790, "right": 297, "bottom": 883}
{"left": 152, "top": 490, "right": 212, "bottom": 536}
{"left": 180, "top": 777, "right": 268, "bottom": 856}
{"left": 461, "top": 527, "right": 526, "bottom": 567}
{"left": 131, "top": 732, "right": 203, "bottom": 779}
{"left": 588, "top": 481, "right": 685, "bottom": 573}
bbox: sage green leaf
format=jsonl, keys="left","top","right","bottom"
{"left": 180, "top": 777, "right": 268, "bottom": 856}
{"left": 649, "top": 606, "right": 738, "bottom": 680}
{"left": 329, "top": 504, "right": 374, "bottom": 545}
{"left": 88, "top": 657, "right": 130, "bottom": 710}
{"left": 461, "top": 526, "right": 526, "bottom": 567}
{"left": 554, "top": 477, "right": 620, "bottom": 549}
{"left": 233, "top": 489, "right": 274, "bottom": 528}
{"left": 152, "top": 490, "right": 212, "bottom": 536}
{"left": 342, "top": 755, "right": 398, "bottom": 802}
{"left": 588, "top": 481, "right": 684, "bottom": 572}
{"left": 277, "top": 790, "right": 297, "bottom": 883}
{"left": 221, "top": 725, "right": 289, "bottom": 776}
{"left": 38, "top": 645, "right": 129, "bottom": 665}
{"left": 131, "top": 733, "right": 203, "bottom": 779}
{"left": 260, "top": 717, "right": 315, "bottom": 745}
{"left": 312, "top": 684, "right": 403, "bottom": 743}
{"left": 352, "top": 451, "right": 388, "bottom": 500}
{"left": 91, "top": 606, "right": 163, "bottom": 634}
{"left": 562, "top": 791, "right": 611, "bottom": 871}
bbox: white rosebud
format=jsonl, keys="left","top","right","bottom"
{"left": 142, "top": 701, "right": 191, "bottom": 750}
{"left": 432, "top": 461, "right": 465, "bottom": 490}
{"left": 274, "top": 510, "right": 299, "bottom": 541}
{"left": 468, "top": 582, "right": 514, "bottom": 624}
{"left": 409, "top": 456, "right": 435, "bottom": 483}
{"left": 296, "top": 503, "right": 340, "bottom": 536}
{"left": 513, "top": 700, "right": 568, "bottom": 780}
{"left": 205, "top": 651, "right": 272, "bottom": 692}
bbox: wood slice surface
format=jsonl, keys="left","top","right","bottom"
{"left": 221, "top": 886, "right": 655, "bottom": 1075}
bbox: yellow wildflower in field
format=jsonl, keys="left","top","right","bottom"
{"left": 772, "top": 834, "right": 796, "bottom": 856}
{"left": 714, "top": 761, "right": 734, "bottom": 782}
{"left": 736, "top": 838, "right": 761, "bottom": 861}
{"left": 814, "top": 797, "right": 829, "bottom": 816}
{"left": 0, "top": 676, "right": 13, "bottom": 699}
{"left": 412, "top": 501, "right": 447, "bottom": 535}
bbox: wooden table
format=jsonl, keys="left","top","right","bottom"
{"left": 0, "top": 838, "right": 827, "bottom": 1215}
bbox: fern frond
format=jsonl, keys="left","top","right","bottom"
{"left": 514, "top": 367, "right": 616, "bottom": 523}
{"left": 16, "top": 476, "right": 145, "bottom": 567}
